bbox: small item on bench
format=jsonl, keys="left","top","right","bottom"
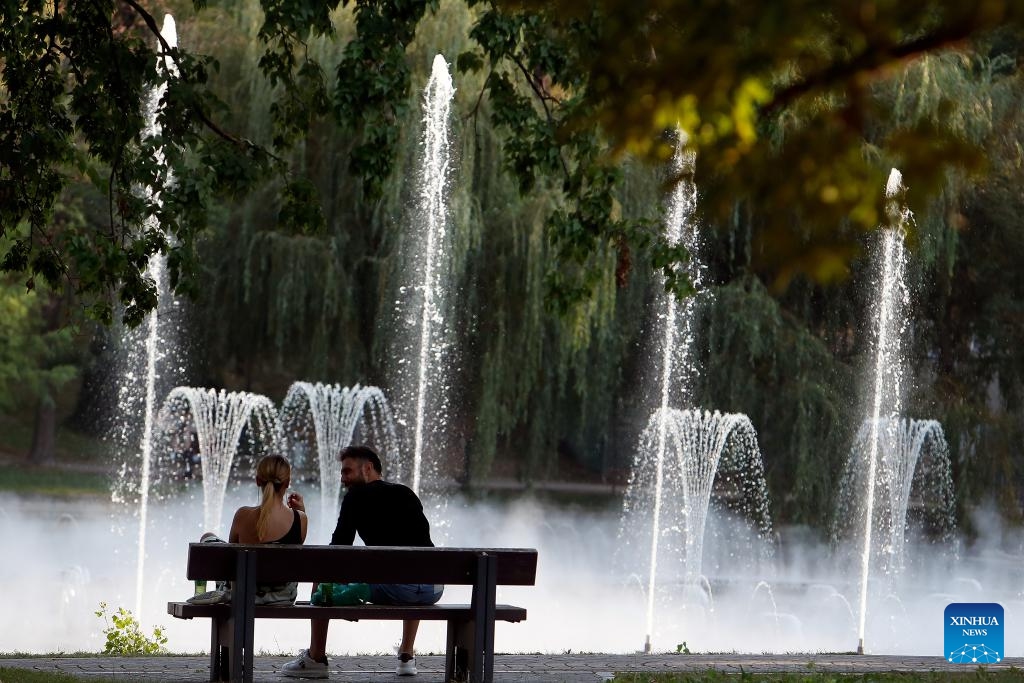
{"left": 256, "top": 582, "right": 298, "bottom": 606}
{"left": 185, "top": 581, "right": 297, "bottom": 606}
{"left": 190, "top": 534, "right": 222, "bottom": 598}
{"left": 188, "top": 587, "right": 230, "bottom": 605}
{"left": 310, "top": 582, "right": 370, "bottom": 606}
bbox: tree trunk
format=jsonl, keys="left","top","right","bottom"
{"left": 28, "top": 391, "right": 57, "bottom": 464}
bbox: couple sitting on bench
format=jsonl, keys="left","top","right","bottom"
{"left": 193, "top": 445, "right": 441, "bottom": 679}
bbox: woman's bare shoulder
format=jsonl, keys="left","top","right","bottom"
{"left": 232, "top": 505, "right": 259, "bottom": 520}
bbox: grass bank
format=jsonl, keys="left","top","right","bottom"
{"left": 2, "top": 665, "right": 1022, "bottom": 683}
{"left": 0, "top": 467, "right": 110, "bottom": 498}
{"left": 0, "top": 414, "right": 111, "bottom": 497}
{"left": 611, "top": 671, "right": 1023, "bottom": 682}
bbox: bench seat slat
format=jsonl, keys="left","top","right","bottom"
{"left": 168, "top": 601, "right": 527, "bottom": 622}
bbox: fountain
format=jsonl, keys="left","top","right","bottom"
{"left": 154, "top": 387, "right": 282, "bottom": 533}
{"left": 10, "top": 31, "right": 1024, "bottom": 660}
{"left": 621, "top": 132, "right": 771, "bottom": 652}
{"left": 836, "top": 418, "right": 956, "bottom": 576}
{"left": 391, "top": 54, "right": 457, "bottom": 494}
{"left": 622, "top": 408, "right": 773, "bottom": 651}
{"left": 280, "top": 382, "right": 399, "bottom": 540}
{"left": 839, "top": 167, "right": 958, "bottom": 655}
{"left": 631, "top": 132, "right": 703, "bottom": 653}
{"left": 108, "top": 14, "right": 185, "bottom": 620}
{"left": 849, "top": 168, "right": 917, "bottom": 654}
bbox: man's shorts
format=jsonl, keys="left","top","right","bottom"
{"left": 369, "top": 583, "right": 444, "bottom": 605}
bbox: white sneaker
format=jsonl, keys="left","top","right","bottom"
{"left": 280, "top": 649, "right": 328, "bottom": 679}
{"left": 396, "top": 654, "right": 417, "bottom": 676}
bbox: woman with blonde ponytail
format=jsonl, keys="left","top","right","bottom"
{"left": 189, "top": 454, "right": 308, "bottom": 606}
{"left": 228, "top": 454, "right": 308, "bottom": 544}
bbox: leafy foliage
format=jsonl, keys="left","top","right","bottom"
{"left": 5, "top": 1, "right": 1021, "bottom": 323}
{"left": 94, "top": 602, "right": 168, "bottom": 655}
{"left": 457, "top": 1, "right": 1024, "bottom": 296}
{"left": 0, "top": 277, "right": 78, "bottom": 412}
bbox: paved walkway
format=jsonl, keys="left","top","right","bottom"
{"left": 2, "top": 654, "right": 1022, "bottom": 682}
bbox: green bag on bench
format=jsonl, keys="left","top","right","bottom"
{"left": 311, "top": 582, "right": 371, "bottom": 606}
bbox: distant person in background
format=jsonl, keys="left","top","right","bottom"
{"left": 281, "top": 445, "right": 441, "bottom": 679}
{"left": 176, "top": 426, "right": 200, "bottom": 479}
{"left": 188, "top": 454, "right": 307, "bottom": 605}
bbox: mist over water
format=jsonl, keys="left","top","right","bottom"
{"left": 4, "top": 490, "right": 1021, "bottom": 656}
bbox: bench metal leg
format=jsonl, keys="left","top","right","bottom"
{"left": 230, "top": 592, "right": 244, "bottom": 681}
{"left": 228, "top": 550, "right": 257, "bottom": 683}
{"left": 481, "top": 559, "right": 496, "bottom": 683}
{"left": 467, "top": 553, "right": 498, "bottom": 683}
{"left": 210, "top": 615, "right": 229, "bottom": 681}
{"left": 212, "top": 618, "right": 234, "bottom": 679}
{"left": 445, "top": 619, "right": 472, "bottom": 682}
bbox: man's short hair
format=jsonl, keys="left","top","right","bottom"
{"left": 340, "top": 445, "right": 383, "bottom": 474}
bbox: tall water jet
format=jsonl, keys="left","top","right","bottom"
{"left": 622, "top": 409, "right": 772, "bottom": 651}
{"left": 855, "top": 168, "right": 912, "bottom": 654}
{"left": 627, "top": 132, "right": 704, "bottom": 651}
{"left": 836, "top": 418, "right": 956, "bottom": 576}
{"left": 155, "top": 388, "right": 282, "bottom": 533}
{"left": 280, "top": 382, "right": 399, "bottom": 540}
{"left": 119, "top": 14, "right": 182, "bottom": 619}
{"left": 393, "top": 55, "right": 457, "bottom": 494}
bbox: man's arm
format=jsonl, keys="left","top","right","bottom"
{"left": 329, "top": 490, "right": 357, "bottom": 545}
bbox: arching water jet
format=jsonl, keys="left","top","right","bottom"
{"left": 623, "top": 408, "right": 772, "bottom": 652}
{"left": 155, "top": 387, "right": 282, "bottom": 533}
{"left": 280, "top": 382, "right": 398, "bottom": 540}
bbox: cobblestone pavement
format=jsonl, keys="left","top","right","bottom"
{"left": 2, "top": 654, "right": 1022, "bottom": 682}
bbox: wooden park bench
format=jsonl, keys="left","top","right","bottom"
{"left": 167, "top": 544, "right": 538, "bottom": 683}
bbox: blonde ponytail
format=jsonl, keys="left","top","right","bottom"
{"left": 256, "top": 480, "right": 276, "bottom": 540}
{"left": 254, "top": 454, "right": 291, "bottom": 541}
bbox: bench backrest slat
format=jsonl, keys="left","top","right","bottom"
{"left": 186, "top": 544, "right": 537, "bottom": 585}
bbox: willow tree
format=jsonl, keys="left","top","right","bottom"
{"left": 169, "top": 1, "right": 662, "bottom": 481}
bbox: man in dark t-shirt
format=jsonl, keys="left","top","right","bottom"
{"left": 330, "top": 473, "right": 432, "bottom": 547}
{"left": 282, "top": 445, "right": 442, "bottom": 679}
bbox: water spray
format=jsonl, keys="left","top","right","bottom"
{"left": 133, "top": 14, "right": 178, "bottom": 620}
{"left": 409, "top": 55, "right": 455, "bottom": 494}
{"left": 856, "top": 168, "right": 910, "bottom": 654}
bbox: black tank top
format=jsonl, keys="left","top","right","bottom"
{"left": 270, "top": 509, "right": 302, "bottom": 544}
